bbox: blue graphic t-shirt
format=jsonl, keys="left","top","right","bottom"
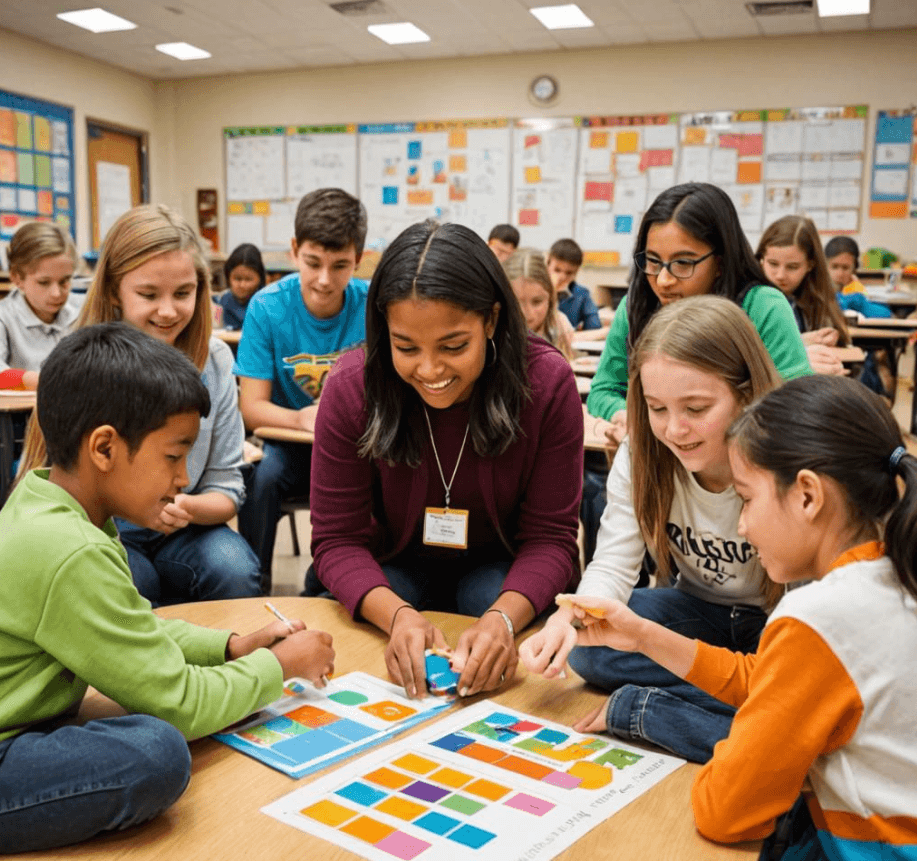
{"left": 233, "top": 273, "right": 369, "bottom": 410}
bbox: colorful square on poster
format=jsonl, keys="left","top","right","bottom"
{"left": 376, "top": 831, "right": 431, "bottom": 860}
{"left": 429, "top": 767, "right": 471, "bottom": 789}
{"left": 448, "top": 824, "right": 495, "bottom": 849}
{"left": 376, "top": 796, "right": 427, "bottom": 821}
{"left": 449, "top": 154, "right": 467, "bottom": 172}
{"left": 0, "top": 110, "right": 14, "bottom": 147}
{"left": 17, "top": 153, "right": 34, "bottom": 185}
{"left": 341, "top": 815, "right": 396, "bottom": 843}
{"left": 382, "top": 186, "right": 398, "bottom": 205}
{"left": 37, "top": 190, "right": 53, "bottom": 216}
{"left": 448, "top": 129, "right": 467, "bottom": 148}
{"left": 15, "top": 112, "right": 32, "bottom": 149}
{"left": 34, "top": 155, "right": 51, "bottom": 188}
{"left": 616, "top": 131, "right": 639, "bottom": 153}
{"left": 505, "top": 792, "right": 555, "bottom": 816}
{"left": 33, "top": 116, "right": 51, "bottom": 152}
{"left": 590, "top": 131, "right": 609, "bottom": 148}
{"left": 301, "top": 798, "right": 357, "bottom": 827}
{"left": 415, "top": 811, "right": 461, "bottom": 835}
{"left": 407, "top": 140, "right": 422, "bottom": 160}
{"left": 464, "top": 778, "right": 510, "bottom": 801}
{"left": 737, "top": 161, "right": 762, "bottom": 184}
{"left": 402, "top": 781, "right": 451, "bottom": 803}
{"left": 0, "top": 149, "right": 16, "bottom": 183}
{"left": 524, "top": 166, "right": 541, "bottom": 183}
{"left": 518, "top": 209, "right": 539, "bottom": 226}
{"left": 365, "top": 767, "right": 414, "bottom": 790}
{"left": 615, "top": 215, "right": 633, "bottom": 233}
{"left": 393, "top": 753, "right": 439, "bottom": 774}
{"left": 584, "top": 181, "right": 613, "bottom": 202}
{"left": 431, "top": 733, "right": 474, "bottom": 753}
{"left": 336, "top": 781, "right": 388, "bottom": 807}
{"left": 439, "top": 794, "right": 486, "bottom": 815}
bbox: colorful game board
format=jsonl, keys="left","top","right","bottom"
{"left": 263, "top": 700, "right": 685, "bottom": 861}
{"left": 215, "top": 672, "right": 452, "bottom": 778}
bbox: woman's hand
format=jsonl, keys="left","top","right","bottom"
{"left": 802, "top": 327, "right": 839, "bottom": 347}
{"left": 386, "top": 606, "right": 448, "bottom": 699}
{"left": 518, "top": 606, "right": 577, "bottom": 678}
{"left": 450, "top": 611, "right": 518, "bottom": 697}
{"left": 806, "top": 343, "right": 847, "bottom": 376}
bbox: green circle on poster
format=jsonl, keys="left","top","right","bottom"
{"left": 329, "top": 690, "right": 369, "bottom": 706}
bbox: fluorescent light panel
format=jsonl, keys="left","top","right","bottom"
{"left": 156, "top": 42, "right": 211, "bottom": 60}
{"left": 816, "top": 0, "right": 869, "bottom": 14}
{"left": 367, "top": 22, "right": 431, "bottom": 44}
{"left": 530, "top": 3, "right": 594, "bottom": 29}
{"left": 57, "top": 7, "right": 137, "bottom": 33}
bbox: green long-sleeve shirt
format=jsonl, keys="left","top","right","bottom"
{"left": 0, "top": 470, "right": 283, "bottom": 742}
{"left": 586, "top": 286, "right": 812, "bottom": 420}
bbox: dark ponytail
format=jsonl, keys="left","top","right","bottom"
{"left": 728, "top": 375, "right": 917, "bottom": 600}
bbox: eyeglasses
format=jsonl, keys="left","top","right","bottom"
{"left": 634, "top": 250, "right": 715, "bottom": 280}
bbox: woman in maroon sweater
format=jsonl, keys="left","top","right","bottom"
{"left": 306, "top": 220, "right": 582, "bottom": 699}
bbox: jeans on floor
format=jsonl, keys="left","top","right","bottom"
{"left": 0, "top": 715, "right": 191, "bottom": 854}
{"left": 567, "top": 586, "right": 766, "bottom": 763}
{"left": 237, "top": 441, "right": 312, "bottom": 588}
{"left": 304, "top": 548, "right": 514, "bottom": 617}
{"left": 116, "top": 520, "right": 262, "bottom": 606}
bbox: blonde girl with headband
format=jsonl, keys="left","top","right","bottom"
{"left": 19, "top": 205, "right": 261, "bottom": 605}
{"left": 502, "top": 248, "right": 574, "bottom": 360}
{"left": 0, "top": 222, "right": 79, "bottom": 390}
{"left": 555, "top": 374, "right": 917, "bottom": 860}
{"left": 521, "top": 295, "right": 781, "bottom": 763}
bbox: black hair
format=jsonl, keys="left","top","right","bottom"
{"left": 224, "top": 242, "right": 266, "bottom": 288}
{"left": 294, "top": 187, "right": 368, "bottom": 256}
{"left": 548, "top": 238, "right": 583, "bottom": 267}
{"left": 627, "top": 182, "right": 770, "bottom": 351}
{"left": 729, "top": 375, "right": 917, "bottom": 601}
{"left": 361, "top": 220, "right": 530, "bottom": 466}
{"left": 488, "top": 224, "right": 520, "bottom": 247}
{"left": 38, "top": 322, "right": 211, "bottom": 471}
{"left": 824, "top": 236, "right": 860, "bottom": 261}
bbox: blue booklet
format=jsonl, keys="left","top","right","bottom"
{"left": 214, "top": 671, "right": 453, "bottom": 778}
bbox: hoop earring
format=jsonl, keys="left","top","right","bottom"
{"left": 487, "top": 337, "right": 498, "bottom": 367}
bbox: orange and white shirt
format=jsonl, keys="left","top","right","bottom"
{"left": 686, "top": 542, "right": 917, "bottom": 858}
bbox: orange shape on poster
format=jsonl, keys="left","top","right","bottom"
{"left": 567, "top": 760, "right": 613, "bottom": 789}
{"left": 362, "top": 700, "right": 418, "bottom": 722}
{"left": 737, "top": 161, "right": 762, "bottom": 184}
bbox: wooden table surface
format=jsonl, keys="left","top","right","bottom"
{"left": 40, "top": 597, "right": 759, "bottom": 861}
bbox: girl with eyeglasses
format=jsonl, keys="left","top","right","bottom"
{"left": 587, "top": 182, "right": 811, "bottom": 446}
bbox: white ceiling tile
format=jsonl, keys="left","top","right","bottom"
{"left": 754, "top": 12, "right": 820, "bottom": 34}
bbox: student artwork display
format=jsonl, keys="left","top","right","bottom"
{"left": 0, "top": 89, "right": 75, "bottom": 240}
{"left": 512, "top": 118, "right": 578, "bottom": 251}
{"left": 575, "top": 114, "right": 679, "bottom": 264}
{"left": 359, "top": 119, "right": 511, "bottom": 253}
{"left": 869, "top": 109, "right": 917, "bottom": 219}
{"left": 214, "top": 671, "right": 451, "bottom": 778}
{"left": 221, "top": 104, "right": 871, "bottom": 254}
{"left": 263, "top": 699, "right": 685, "bottom": 861}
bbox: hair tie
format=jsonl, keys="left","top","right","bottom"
{"left": 888, "top": 445, "right": 907, "bottom": 474}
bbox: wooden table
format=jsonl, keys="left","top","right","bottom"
{"left": 596, "top": 284, "right": 628, "bottom": 310}
{"left": 831, "top": 345, "right": 866, "bottom": 365}
{"left": 46, "top": 597, "right": 759, "bottom": 861}
{"left": 573, "top": 339, "right": 608, "bottom": 355}
{"left": 0, "top": 390, "right": 36, "bottom": 501}
{"left": 571, "top": 325, "right": 610, "bottom": 344}
{"left": 571, "top": 355, "right": 600, "bottom": 377}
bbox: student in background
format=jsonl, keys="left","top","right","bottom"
{"left": 0, "top": 323, "right": 334, "bottom": 854}
{"left": 588, "top": 183, "right": 809, "bottom": 450}
{"left": 18, "top": 204, "right": 262, "bottom": 605}
{"left": 487, "top": 223, "right": 520, "bottom": 263}
{"left": 0, "top": 221, "right": 79, "bottom": 390}
{"left": 556, "top": 375, "right": 917, "bottom": 860}
{"left": 305, "top": 221, "right": 582, "bottom": 701}
{"left": 503, "top": 247, "right": 574, "bottom": 359}
{"left": 825, "top": 235, "right": 866, "bottom": 294}
{"left": 234, "top": 188, "right": 368, "bottom": 589}
{"left": 756, "top": 215, "right": 849, "bottom": 376}
{"left": 521, "top": 296, "right": 781, "bottom": 763}
{"left": 547, "top": 238, "right": 602, "bottom": 331}
{"left": 216, "top": 242, "right": 266, "bottom": 330}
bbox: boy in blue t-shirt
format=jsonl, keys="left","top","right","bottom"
{"left": 234, "top": 188, "right": 369, "bottom": 588}
{"left": 547, "top": 238, "right": 601, "bottom": 331}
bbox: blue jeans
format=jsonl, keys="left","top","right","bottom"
{"left": 116, "top": 520, "right": 262, "bottom": 607}
{"left": 567, "top": 586, "right": 766, "bottom": 763}
{"left": 238, "top": 441, "right": 312, "bottom": 588}
{"left": 0, "top": 715, "right": 190, "bottom": 853}
{"left": 305, "top": 548, "right": 513, "bottom": 617}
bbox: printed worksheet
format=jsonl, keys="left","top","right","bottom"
{"left": 263, "top": 700, "right": 685, "bottom": 861}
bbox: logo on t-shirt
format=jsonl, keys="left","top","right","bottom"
{"left": 666, "top": 523, "right": 755, "bottom": 585}
{"left": 283, "top": 350, "right": 344, "bottom": 399}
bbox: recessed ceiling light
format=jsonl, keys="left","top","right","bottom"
{"left": 57, "top": 7, "right": 137, "bottom": 33}
{"left": 815, "top": 0, "right": 869, "bottom": 14}
{"left": 367, "top": 22, "right": 431, "bottom": 44}
{"left": 530, "top": 4, "right": 595, "bottom": 30}
{"left": 155, "top": 42, "right": 211, "bottom": 60}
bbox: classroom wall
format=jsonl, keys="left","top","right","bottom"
{"left": 162, "top": 27, "right": 917, "bottom": 276}
{"left": 0, "top": 27, "right": 163, "bottom": 253}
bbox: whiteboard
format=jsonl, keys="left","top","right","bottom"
{"left": 359, "top": 120, "right": 511, "bottom": 251}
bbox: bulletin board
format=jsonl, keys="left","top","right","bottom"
{"left": 869, "top": 109, "right": 917, "bottom": 219}
{"left": 359, "top": 119, "right": 511, "bottom": 252}
{"left": 0, "top": 89, "right": 75, "bottom": 241}
{"left": 224, "top": 124, "right": 358, "bottom": 252}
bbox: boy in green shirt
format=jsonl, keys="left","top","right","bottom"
{"left": 0, "top": 322, "right": 334, "bottom": 853}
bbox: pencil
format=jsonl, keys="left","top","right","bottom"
{"left": 264, "top": 601, "right": 296, "bottom": 634}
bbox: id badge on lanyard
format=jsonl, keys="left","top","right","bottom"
{"left": 423, "top": 507, "right": 469, "bottom": 549}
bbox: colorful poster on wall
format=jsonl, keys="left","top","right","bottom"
{"left": 870, "top": 109, "right": 917, "bottom": 219}
{"left": 0, "top": 90, "right": 74, "bottom": 240}
{"left": 574, "top": 114, "right": 678, "bottom": 260}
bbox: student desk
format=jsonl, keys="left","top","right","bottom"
{"left": 571, "top": 355, "right": 600, "bottom": 377}
{"left": 214, "top": 328, "right": 242, "bottom": 346}
{"left": 572, "top": 339, "right": 608, "bottom": 355}
{"left": 57, "top": 597, "right": 760, "bottom": 861}
{"left": 0, "top": 390, "right": 35, "bottom": 501}
{"left": 596, "top": 284, "right": 628, "bottom": 310}
{"left": 571, "top": 325, "right": 611, "bottom": 344}
{"left": 575, "top": 375, "right": 592, "bottom": 399}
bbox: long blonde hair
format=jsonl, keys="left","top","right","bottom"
{"left": 17, "top": 205, "right": 212, "bottom": 479}
{"left": 503, "top": 248, "right": 572, "bottom": 360}
{"left": 627, "top": 295, "right": 783, "bottom": 607}
{"left": 8, "top": 221, "right": 78, "bottom": 278}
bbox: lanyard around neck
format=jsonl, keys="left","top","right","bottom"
{"left": 423, "top": 406, "right": 470, "bottom": 511}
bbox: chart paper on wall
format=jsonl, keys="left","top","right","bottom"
{"left": 263, "top": 699, "right": 685, "bottom": 861}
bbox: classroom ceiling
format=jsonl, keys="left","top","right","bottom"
{"left": 1, "top": 0, "right": 914, "bottom": 80}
